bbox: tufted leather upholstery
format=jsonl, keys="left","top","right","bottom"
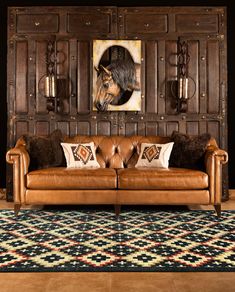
{"left": 64, "top": 135, "right": 171, "bottom": 169}
{"left": 6, "top": 134, "right": 228, "bottom": 217}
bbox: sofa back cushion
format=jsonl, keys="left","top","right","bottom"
{"left": 63, "top": 135, "right": 171, "bottom": 169}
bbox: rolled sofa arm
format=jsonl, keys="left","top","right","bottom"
{"left": 205, "top": 142, "right": 228, "bottom": 204}
{"left": 6, "top": 137, "right": 30, "bottom": 204}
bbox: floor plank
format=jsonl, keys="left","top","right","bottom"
{"left": 1, "top": 272, "right": 235, "bottom": 292}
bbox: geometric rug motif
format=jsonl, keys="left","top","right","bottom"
{"left": 0, "top": 208, "right": 234, "bottom": 272}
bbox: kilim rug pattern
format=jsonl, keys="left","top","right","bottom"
{"left": 0, "top": 208, "right": 234, "bottom": 272}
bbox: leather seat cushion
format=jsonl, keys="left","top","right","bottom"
{"left": 27, "top": 167, "right": 117, "bottom": 190}
{"left": 117, "top": 168, "right": 208, "bottom": 190}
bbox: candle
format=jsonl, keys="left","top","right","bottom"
{"left": 179, "top": 78, "right": 183, "bottom": 99}
{"left": 50, "top": 75, "right": 56, "bottom": 97}
{"left": 184, "top": 77, "right": 188, "bottom": 99}
{"left": 45, "top": 76, "right": 50, "bottom": 97}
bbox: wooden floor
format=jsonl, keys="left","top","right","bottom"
{"left": 0, "top": 191, "right": 235, "bottom": 292}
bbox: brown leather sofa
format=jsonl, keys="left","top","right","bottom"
{"left": 6, "top": 135, "right": 228, "bottom": 217}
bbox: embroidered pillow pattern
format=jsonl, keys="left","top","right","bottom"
{"left": 142, "top": 145, "right": 162, "bottom": 162}
{"left": 72, "top": 145, "right": 94, "bottom": 164}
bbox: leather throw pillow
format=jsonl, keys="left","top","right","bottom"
{"left": 169, "top": 131, "right": 211, "bottom": 169}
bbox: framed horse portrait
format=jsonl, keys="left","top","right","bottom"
{"left": 92, "top": 40, "right": 142, "bottom": 111}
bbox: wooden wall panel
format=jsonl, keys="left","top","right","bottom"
{"left": 186, "top": 122, "right": 199, "bottom": 135}
{"left": 77, "top": 121, "right": 90, "bottom": 135}
{"left": 199, "top": 40, "right": 207, "bottom": 114}
{"left": 15, "top": 41, "right": 28, "bottom": 113}
{"left": 68, "top": 13, "right": 110, "bottom": 34}
{"left": 57, "top": 40, "right": 70, "bottom": 114}
{"left": 15, "top": 121, "right": 29, "bottom": 140}
{"left": 187, "top": 41, "right": 199, "bottom": 114}
{"left": 69, "top": 121, "right": 78, "bottom": 136}
{"left": 208, "top": 40, "right": 220, "bottom": 113}
{"left": 199, "top": 121, "right": 207, "bottom": 134}
{"left": 118, "top": 8, "right": 168, "bottom": 39}
{"left": 158, "top": 122, "right": 166, "bottom": 136}
{"left": 207, "top": 121, "right": 220, "bottom": 145}
{"left": 90, "top": 121, "right": 98, "bottom": 136}
{"left": 69, "top": 39, "right": 78, "bottom": 115}
{"left": 123, "top": 13, "right": 168, "bottom": 35}
{"left": 57, "top": 121, "right": 70, "bottom": 135}
{"left": 175, "top": 14, "right": 219, "bottom": 33}
{"left": 36, "top": 41, "right": 47, "bottom": 113}
{"left": 66, "top": 7, "right": 117, "bottom": 38}
{"left": 28, "top": 40, "right": 36, "bottom": 115}
{"left": 125, "top": 123, "right": 138, "bottom": 136}
{"left": 166, "top": 122, "right": 179, "bottom": 136}
{"left": 165, "top": 41, "right": 177, "bottom": 115}
{"left": 137, "top": 123, "right": 146, "bottom": 135}
{"left": 157, "top": 41, "right": 166, "bottom": 115}
{"left": 57, "top": 41, "right": 69, "bottom": 77}
{"left": 77, "top": 41, "right": 90, "bottom": 113}
{"left": 16, "top": 14, "right": 59, "bottom": 33}
{"left": 146, "top": 122, "right": 158, "bottom": 136}
{"left": 35, "top": 121, "right": 50, "bottom": 135}
{"left": 146, "top": 41, "right": 158, "bottom": 113}
{"left": 97, "top": 121, "right": 111, "bottom": 135}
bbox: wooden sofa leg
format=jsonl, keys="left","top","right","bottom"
{"left": 14, "top": 204, "right": 21, "bottom": 216}
{"left": 115, "top": 204, "right": 121, "bottom": 217}
{"left": 214, "top": 204, "right": 221, "bottom": 218}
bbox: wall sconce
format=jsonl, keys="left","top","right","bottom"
{"left": 172, "top": 40, "right": 196, "bottom": 113}
{"left": 44, "top": 40, "right": 57, "bottom": 112}
{"left": 38, "top": 39, "right": 71, "bottom": 113}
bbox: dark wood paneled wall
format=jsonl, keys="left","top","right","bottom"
{"left": 7, "top": 6, "right": 228, "bottom": 199}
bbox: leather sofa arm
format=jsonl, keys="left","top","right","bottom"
{"left": 6, "top": 137, "right": 30, "bottom": 204}
{"left": 205, "top": 144, "right": 228, "bottom": 164}
{"left": 204, "top": 145, "right": 228, "bottom": 204}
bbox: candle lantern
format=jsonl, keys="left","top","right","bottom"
{"left": 174, "top": 40, "right": 196, "bottom": 113}
{"left": 44, "top": 40, "right": 57, "bottom": 112}
{"left": 38, "top": 39, "right": 72, "bottom": 113}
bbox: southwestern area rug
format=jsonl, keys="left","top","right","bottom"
{"left": 0, "top": 206, "right": 234, "bottom": 272}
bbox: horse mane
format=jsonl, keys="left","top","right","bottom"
{"left": 106, "top": 60, "right": 136, "bottom": 91}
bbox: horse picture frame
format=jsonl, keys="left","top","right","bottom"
{"left": 92, "top": 40, "right": 142, "bottom": 111}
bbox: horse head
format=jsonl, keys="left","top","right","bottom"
{"left": 94, "top": 65, "right": 122, "bottom": 112}
{"left": 94, "top": 60, "right": 140, "bottom": 112}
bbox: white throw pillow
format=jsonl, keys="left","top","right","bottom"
{"left": 135, "top": 142, "right": 174, "bottom": 169}
{"left": 61, "top": 142, "right": 100, "bottom": 168}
